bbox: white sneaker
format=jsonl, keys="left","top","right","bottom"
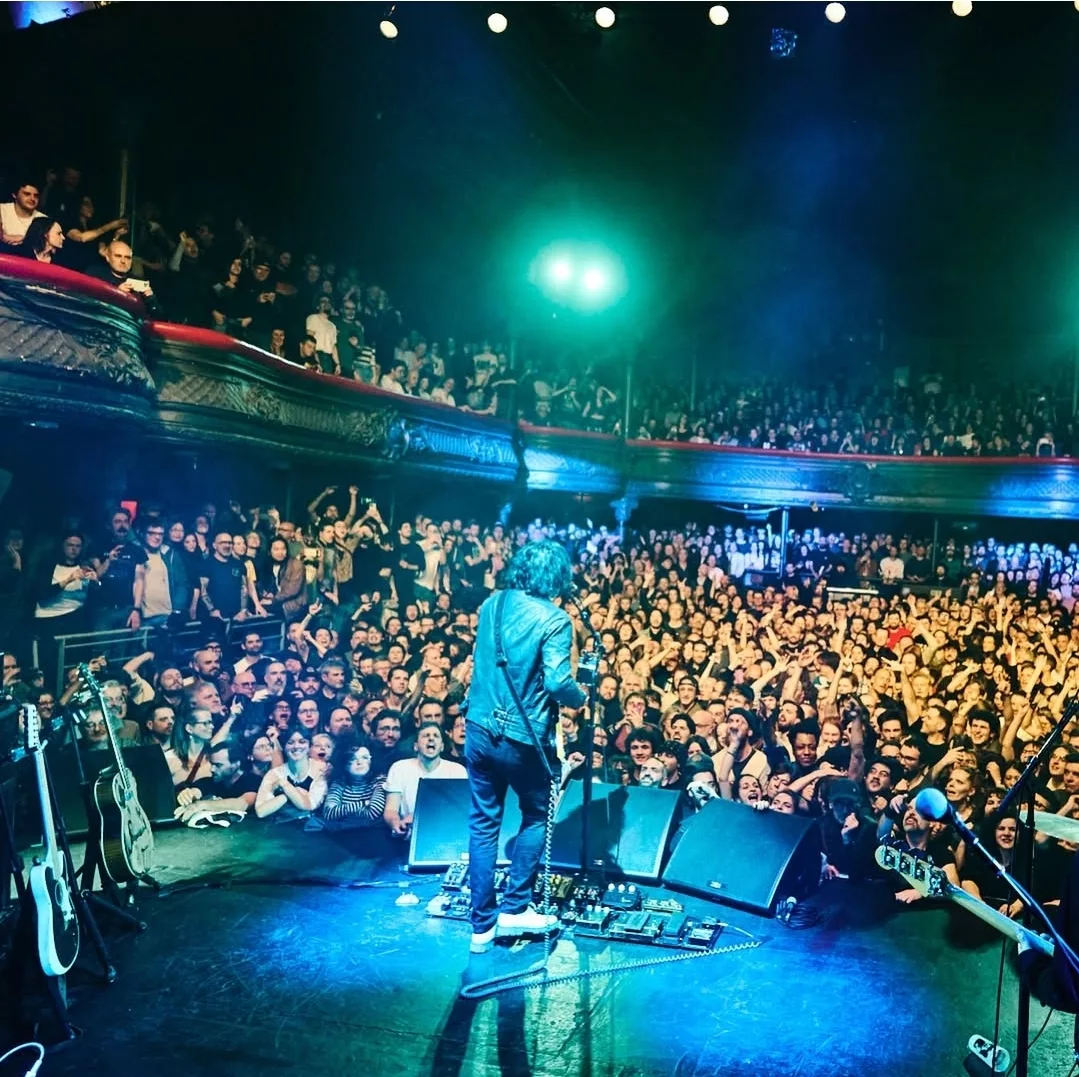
{"left": 470, "top": 926, "right": 496, "bottom": 954}
{"left": 497, "top": 908, "right": 561, "bottom": 937}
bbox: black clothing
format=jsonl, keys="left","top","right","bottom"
{"left": 201, "top": 556, "right": 246, "bottom": 619}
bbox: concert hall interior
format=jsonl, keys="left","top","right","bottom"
{"left": 2, "top": 3, "right": 1079, "bottom": 1077}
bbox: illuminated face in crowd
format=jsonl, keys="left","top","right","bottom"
{"left": 637, "top": 758, "right": 666, "bottom": 788}
{"left": 296, "top": 701, "right": 320, "bottom": 730}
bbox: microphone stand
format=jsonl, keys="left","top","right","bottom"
{"left": 989, "top": 691, "right": 1079, "bottom": 1077}
{"left": 568, "top": 592, "right": 604, "bottom": 882}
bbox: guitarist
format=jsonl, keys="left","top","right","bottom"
{"left": 463, "top": 540, "right": 585, "bottom": 955}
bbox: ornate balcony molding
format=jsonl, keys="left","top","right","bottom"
{"left": 2, "top": 256, "right": 1077, "bottom": 516}
{"left": 148, "top": 323, "right": 519, "bottom": 481}
{"left": 0, "top": 254, "right": 153, "bottom": 426}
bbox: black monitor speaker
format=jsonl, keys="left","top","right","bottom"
{"left": 549, "top": 781, "right": 681, "bottom": 882}
{"left": 662, "top": 797, "right": 821, "bottom": 915}
{"left": 408, "top": 777, "right": 521, "bottom": 871}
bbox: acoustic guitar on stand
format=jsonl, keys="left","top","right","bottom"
{"left": 77, "top": 663, "right": 155, "bottom": 884}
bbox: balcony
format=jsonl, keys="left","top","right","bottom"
{"left": 1, "top": 254, "right": 1077, "bottom": 517}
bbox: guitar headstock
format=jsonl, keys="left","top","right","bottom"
{"left": 23, "top": 703, "right": 41, "bottom": 752}
{"left": 874, "top": 842, "right": 948, "bottom": 898}
{"left": 77, "top": 661, "right": 101, "bottom": 694}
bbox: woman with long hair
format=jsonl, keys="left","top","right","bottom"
{"left": 165, "top": 710, "right": 214, "bottom": 794}
{"left": 315, "top": 738, "right": 387, "bottom": 831}
{"left": 254, "top": 726, "right": 327, "bottom": 820}
{"left": 18, "top": 216, "right": 65, "bottom": 263}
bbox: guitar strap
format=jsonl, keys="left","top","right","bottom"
{"left": 183, "top": 746, "right": 209, "bottom": 788}
{"left": 493, "top": 590, "right": 555, "bottom": 780}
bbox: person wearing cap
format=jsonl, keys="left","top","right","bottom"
{"left": 715, "top": 707, "right": 770, "bottom": 799}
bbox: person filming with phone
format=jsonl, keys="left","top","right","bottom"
{"left": 85, "top": 238, "right": 162, "bottom": 313}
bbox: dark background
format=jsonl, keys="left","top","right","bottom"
{"left": 2, "top": 2, "right": 1078, "bottom": 371}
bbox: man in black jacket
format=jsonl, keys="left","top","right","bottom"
{"left": 464, "top": 540, "right": 585, "bottom": 954}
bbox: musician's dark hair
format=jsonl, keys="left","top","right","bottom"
{"left": 503, "top": 539, "right": 573, "bottom": 600}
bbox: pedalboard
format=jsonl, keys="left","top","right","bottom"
{"left": 425, "top": 862, "right": 716, "bottom": 951}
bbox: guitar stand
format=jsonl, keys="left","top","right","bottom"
{"left": 0, "top": 760, "right": 79, "bottom": 1045}
{"left": 63, "top": 713, "right": 151, "bottom": 935}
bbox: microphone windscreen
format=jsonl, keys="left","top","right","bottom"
{"left": 913, "top": 787, "right": 949, "bottom": 821}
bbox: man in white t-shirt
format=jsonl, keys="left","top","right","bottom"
{"left": 383, "top": 722, "right": 466, "bottom": 836}
{"left": 0, "top": 180, "right": 45, "bottom": 247}
{"left": 879, "top": 546, "right": 905, "bottom": 585}
{"left": 304, "top": 296, "right": 340, "bottom": 374}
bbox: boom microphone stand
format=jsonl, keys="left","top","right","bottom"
{"left": 568, "top": 591, "right": 604, "bottom": 880}
{"left": 991, "top": 692, "right": 1079, "bottom": 1077}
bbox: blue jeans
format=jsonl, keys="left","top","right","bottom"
{"left": 465, "top": 721, "right": 553, "bottom": 934}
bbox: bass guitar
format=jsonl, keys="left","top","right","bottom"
{"left": 78, "top": 663, "right": 155, "bottom": 884}
{"left": 874, "top": 842, "right": 1053, "bottom": 957}
{"left": 25, "top": 703, "right": 80, "bottom": 976}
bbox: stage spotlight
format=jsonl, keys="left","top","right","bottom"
{"left": 825, "top": 2, "right": 846, "bottom": 23}
{"left": 548, "top": 258, "right": 573, "bottom": 287}
{"left": 708, "top": 5, "right": 729, "bottom": 25}
{"left": 595, "top": 6, "right": 616, "bottom": 29}
{"left": 487, "top": 11, "right": 507, "bottom": 33}
{"left": 379, "top": 17, "right": 398, "bottom": 38}
{"left": 951, "top": 0, "right": 972, "bottom": 15}
{"left": 582, "top": 266, "right": 607, "bottom": 293}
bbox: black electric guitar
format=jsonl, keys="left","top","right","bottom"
{"left": 874, "top": 843, "right": 1053, "bottom": 957}
{"left": 25, "top": 704, "right": 80, "bottom": 976}
{"left": 78, "top": 664, "right": 155, "bottom": 884}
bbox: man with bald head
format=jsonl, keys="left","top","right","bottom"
{"left": 85, "top": 238, "right": 161, "bottom": 311}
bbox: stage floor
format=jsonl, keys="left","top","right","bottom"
{"left": 7, "top": 824, "right": 1076, "bottom": 1077}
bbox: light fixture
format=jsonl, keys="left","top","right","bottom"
{"left": 824, "top": 2, "right": 846, "bottom": 23}
{"left": 582, "top": 267, "right": 607, "bottom": 293}
{"left": 951, "top": 0, "right": 972, "bottom": 16}
{"left": 487, "top": 11, "right": 507, "bottom": 33}
{"left": 548, "top": 259, "right": 573, "bottom": 286}
{"left": 595, "top": 6, "right": 616, "bottom": 29}
{"left": 379, "top": 17, "right": 398, "bottom": 38}
{"left": 708, "top": 5, "right": 729, "bottom": 25}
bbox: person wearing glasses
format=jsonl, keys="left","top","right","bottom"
{"left": 166, "top": 707, "right": 216, "bottom": 804}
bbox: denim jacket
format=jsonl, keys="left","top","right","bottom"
{"left": 464, "top": 589, "right": 586, "bottom": 749}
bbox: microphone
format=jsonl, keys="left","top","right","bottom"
{"left": 913, "top": 787, "right": 977, "bottom": 844}
{"left": 912, "top": 787, "right": 949, "bottom": 821}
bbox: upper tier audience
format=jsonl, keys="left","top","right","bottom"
{"left": 1, "top": 167, "right": 1071, "bottom": 456}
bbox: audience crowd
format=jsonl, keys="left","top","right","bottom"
{"left": 3, "top": 483, "right": 1077, "bottom": 919}
{"left": 1, "top": 168, "right": 1072, "bottom": 456}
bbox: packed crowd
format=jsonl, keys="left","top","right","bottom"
{"left": 2, "top": 485, "right": 1076, "bottom": 917}
{"left": 2, "top": 170, "right": 1072, "bottom": 455}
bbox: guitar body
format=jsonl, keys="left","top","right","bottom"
{"left": 28, "top": 861, "right": 80, "bottom": 976}
{"left": 93, "top": 766, "right": 155, "bottom": 884}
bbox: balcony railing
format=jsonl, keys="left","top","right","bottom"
{"left": 2, "top": 254, "right": 1077, "bottom": 516}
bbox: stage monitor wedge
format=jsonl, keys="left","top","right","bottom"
{"left": 662, "top": 797, "right": 821, "bottom": 915}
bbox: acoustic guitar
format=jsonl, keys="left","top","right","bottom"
{"left": 78, "top": 664, "right": 155, "bottom": 884}
{"left": 24, "top": 704, "right": 80, "bottom": 976}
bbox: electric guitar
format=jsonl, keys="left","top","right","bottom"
{"left": 78, "top": 664, "right": 155, "bottom": 884}
{"left": 25, "top": 704, "right": 80, "bottom": 976}
{"left": 874, "top": 843, "right": 1054, "bottom": 957}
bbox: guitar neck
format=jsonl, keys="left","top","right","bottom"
{"left": 32, "top": 748, "right": 62, "bottom": 876}
{"left": 944, "top": 881, "right": 1054, "bottom": 957}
